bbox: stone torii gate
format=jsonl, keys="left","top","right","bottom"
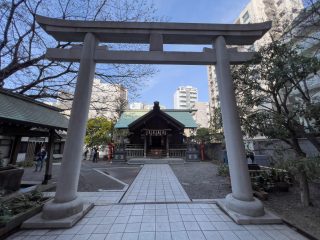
{"left": 28, "top": 15, "right": 280, "bottom": 227}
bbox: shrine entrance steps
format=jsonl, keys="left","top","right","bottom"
{"left": 127, "top": 158, "right": 185, "bottom": 165}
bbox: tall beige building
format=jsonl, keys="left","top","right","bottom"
{"left": 207, "top": 0, "right": 304, "bottom": 117}
{"left": 57, "top": 78, "right": 128, "bottom": 120}
{"left": 191, "top": 102, "right": 210, "bottom": 128}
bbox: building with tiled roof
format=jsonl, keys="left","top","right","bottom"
{"left": 114, "top": 102, "right": 197, "bottom": 159}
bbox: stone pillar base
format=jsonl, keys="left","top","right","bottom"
{"left": 215, "top": 195, "right": 282, "bottom": 224}
{"left": 42, "top": 197, "right": 84, "bottom": 220}
{"left": 226, "top": 193, "right": 264, "bottom": 217}
{"left": 22, "top": 202, "right": 93, "bottom": 229}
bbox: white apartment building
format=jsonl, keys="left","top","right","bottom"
{"left": 129, "top": 102, "right": 144, "bottom": 110}
{"left": 57, "top": 79, "right": 128, "bottom": 120}
{"left": 207, "top": 65, "right": 220, "bottom": 111}
{"left": 234, "top": 0, "right": 304, "bottom": 50}
{"left": 129, "top": 102, "right": 166, "bottom": 110}
{"left": 207, "top": 0, "right": 304, "bottom": 116}
{"left": 191, "top": 102, "right": 210, "bottom": 128}
{"left": 283, "top": 3, "right": 320, "bottom": 102}
{"left": 173, "top": 86, "right": 198, "bottom": 109}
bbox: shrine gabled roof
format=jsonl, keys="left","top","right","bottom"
{"left": 0, "top": 89, "right": 68, "bottom": 130}
{"left": 114, "top": 109, "right": 197, "bottom": 129}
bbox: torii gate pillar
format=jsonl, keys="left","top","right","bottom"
{"left": 42, "top": 33, "right": 98, "bottom": 220}
{"left": 214, "top": 36, "right": 266, "bottom": 221}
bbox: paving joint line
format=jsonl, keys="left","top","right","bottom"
{"left": 93, "top": 168, "right": 129, "bottom": 191}
{"left": 94, "top": 201, "right": 218, "bottom": 206}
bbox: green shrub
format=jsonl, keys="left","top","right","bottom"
{"left": 0, "top": 190, "right": 44, "bottom": 225}
{"left": 217, "top": 164, "right": 229, "bottom": 177}
{"left": 275, "top": 157, "right": 320, "bottom": 182}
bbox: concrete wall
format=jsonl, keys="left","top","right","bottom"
{"left": 203, "top": 138, "right": 319, "bottom": 166}
{"left": 201, "top": 143, "right": 223, "bottom": 161}
{"left": 251, "top": 138, "right": 320, "bottom": 164}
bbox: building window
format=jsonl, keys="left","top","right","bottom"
{"left": 242, "top": 11, "right": 250, "bottom": 23}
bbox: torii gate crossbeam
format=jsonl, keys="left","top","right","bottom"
{"left": 25, "top": 15, "right": 280, "bottom": 228}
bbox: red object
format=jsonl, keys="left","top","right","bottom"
{"left": 200, "top": 143, "right": 205, "bottom": 161}
{"left": 108, "top": 142, "right": 114, "bottom": 161}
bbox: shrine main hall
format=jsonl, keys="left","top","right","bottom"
{"left": 114, "top": 101, "right": 197, "bottom": 159}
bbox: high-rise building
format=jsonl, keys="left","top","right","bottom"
{"left": 129, "top": 102, "right": 166, "bottom": 110}
{"left": 191, "top": 102, "right": 210, "bottom": 128}
{"left": 173, "top": 86, "right": 198, "bottom": 109}
{"left": 282, "top": 3, "right": 320, "bottom": 103}
{"left": 129, "top": 102, "right": 144, "bottom": 110}
{"left": 234, "top": 0, "right": 304, "bottom": 50}
{"left": 207, "top": 66, "right": 220, "bottom": 111}
{"left": 207, "top": 0, "right": 304, "bottom": 116}
{"left": 57, "top": 78, "right": 128, "bottom": 120}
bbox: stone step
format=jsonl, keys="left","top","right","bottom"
{"left": 127, "top": 158, "right": 185, "bottom": 165}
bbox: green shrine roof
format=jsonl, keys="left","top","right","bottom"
{"left": 115, "top": 109, "right": 197, "bottom": 129}
{"left": 0, "top": 89, "right": 68, "bottom": 130}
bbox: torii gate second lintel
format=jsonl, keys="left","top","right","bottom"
{"left": 32, "top": 15, "right": 280, "bottom": 227}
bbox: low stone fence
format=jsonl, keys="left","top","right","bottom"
{"left": 169, "top": 148, "right": 186, "bottom": 158}
{"left": 125, "top": 148, "right": 144, "bottom": 158}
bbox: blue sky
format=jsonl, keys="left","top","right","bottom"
{"left": 136, "top": 0, "right": 250, "bottom": 108}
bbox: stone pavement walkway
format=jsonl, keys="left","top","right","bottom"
{"left": 43, "top": 191, "right": 124, "bottom": 205}
{"left": 8, "top": 164, "right": 309, "bottom": 240}
{"left": 8, "top": 203, "right": 308, "bottom": 240}
{"left": 121, "top": 164, "right": 190, "bottom": 203}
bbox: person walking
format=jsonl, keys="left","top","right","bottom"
{"left": 84, "top": 148, "right": 88, "bottom": 160}
{"left": 34, "top": 147, "right": 46, "bottom": 172}
{"left": 222, "top": 145, "right": 228, "bottom": 164}
{"left": 248, "top": 150, "right": 255, "bottom": 164}
{"left": 92, "top": 147, "right": 98, "bottom": 163}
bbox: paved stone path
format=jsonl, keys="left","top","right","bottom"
{"left": 8, "top": 164, "right": 308, "bottom": 240}
{"left": 43, "top": 191, "right": 124, "bottom": 205}
{"left": 9, "top": 203, "right": 307, "bottom": 240}
{"left": 121, "top": 164, "right": 190, "bottom": 203}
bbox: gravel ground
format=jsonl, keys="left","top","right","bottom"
{"left": 171, "top": 161, "right": 231, "bottom": 199}
{"left": 172, "top": 161, "right": 320, "bottom": 239}
{"left": 21, "top": 163, "right": 60, "bottom": 183}
{"left": 77, "top": 162, "right": 125, "bottom": 191}
{"left": 22, "top": 160, "right": 141, "bottom": 192}
{"left": 263, "top": 182, "right": 320, "bottom": 240}
{"left": 102, "top": 166, "right": 141, "bottom": 185}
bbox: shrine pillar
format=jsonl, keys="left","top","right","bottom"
{"left": 42, "top": 33, "right": 98, "bottom": 220}
{"left": 144, "top": 134, "right": 147, "bottom": 158}
{"left": 214, "top": 36, "right": 264, "bottom": 217}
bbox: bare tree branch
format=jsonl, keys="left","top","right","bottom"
{"left": 0, "top": 0, "right": 159, "bottom": 116}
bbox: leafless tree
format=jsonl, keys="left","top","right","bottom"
{"left": 0, "top": 0, "right": 158, "bottom": 113}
